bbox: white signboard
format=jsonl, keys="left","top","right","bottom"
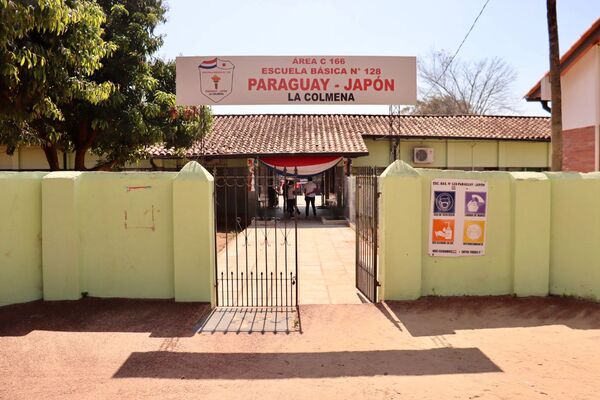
{"left": 176, "top": 56, "right": 416, "bottom": 105}
{"left": 428, "top": 179, "right": 488, "bottom": 257}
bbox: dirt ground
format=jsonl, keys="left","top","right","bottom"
{"left": 1, "top": 296, "right": 600, "bottom": 399}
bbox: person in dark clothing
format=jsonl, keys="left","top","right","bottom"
{"left": 304, "top": 176, "right": 318, "bottom": 217}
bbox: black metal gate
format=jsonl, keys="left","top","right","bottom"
{"left": 355, "top": 167, "right": 380, "bottom": 302}
{"left": 213, "top": 163, "right": 298, "bottom": 310}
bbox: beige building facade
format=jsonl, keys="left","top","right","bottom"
{"left": 527, "top": 17, "right": 600, "bottom": 172}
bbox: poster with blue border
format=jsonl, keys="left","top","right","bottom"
{"left": 429, "top": 179, "right": 488, "bottom": 257}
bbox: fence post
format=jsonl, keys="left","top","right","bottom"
{"left": 41, "top": 172, "right": 82, "bottom": 300}
{"left": 173, "top": 161, "right": 215, "bottom": 303}
{"left": 379, "top": 161, "right": 422, "bottom": 300}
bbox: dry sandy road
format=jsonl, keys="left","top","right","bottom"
{"left": 1, "top": 296, "right": 600, "bottom": 399}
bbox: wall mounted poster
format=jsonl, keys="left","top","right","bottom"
{"left": 429, "top": 179, "right": 488, "bottom": 257}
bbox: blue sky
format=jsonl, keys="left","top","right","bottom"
{"left": 156, "top": 0, "right": 600, "bottom": 116}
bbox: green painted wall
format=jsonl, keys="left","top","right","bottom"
{"left": 77, "top": 172, "right": 176, "bottom": 299}
{"left": 0, "top": 172, "right": 47, "bottom": 306}
{"left": 0, "top": 146, "right": 19, "bottom": 169}
{"left": 0, "top": 145, "right": 152, "bottom": 170}
{"left": 447, "top": 140, "right": 499, "bottom": 168}
{"left": 153, "top": 157, "right": 247, "bottom": 170}
{"left": 42, "top": 172, "right": 82, "bottom": 300}
{"left": 161, "top": 159, "right": 180, "bottom": 170}
{"left": 1, "top": 140, "right": 552, "bottom": 171}
{"left": 417, "top": 169, "right": 514, "bottom": 296}
{"left": 379, "top": 161, "right": 558, "bottom": 301}
{"left": 5, "top": 161, "right": 600, "bottom": 306}
{"left": 224, "top": 158, "right": 248, "bottom": 167}
{"left": 353, "top": 138, "right": 390, "bottom": 167}
{"left": 124, "top": 159, "right": 153, "bottom": 169}
{"left": 399, "top": 139, "right": 449, "bottom": 169}
{"left": 173, "top": 162, "right": 215, "bottom": 302}
{"left": 512, "top": 172, "right": 551, "bottom": 296}
{"left": 356, "top": 138, "right": 550, "bottom": 170}
{"left": 18, "top": 147, "right": 50, "bottom": 170}
{"left": 499, "top": 141, "right": 550, "bottom": 168}
{"left": 379, "top": 162, "right": 422, "bottom": 300}
{"left": 547, "top": 172, "right": 600, "bottom": 300}
{"left": 1, "top": 162, "right": 215, "bottom": 306}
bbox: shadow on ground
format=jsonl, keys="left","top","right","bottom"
{"left": 0, "top": 298, "right": 211, "bottom": 337}
{"left": 113, "top": 348, "right": 501, "bottom": 379}
{"left": 3, "top": 296, "right": 600, "bottom": 339}
{"left": 383, "top": 296, "right": 600, "bottom": 337}
{"left": 195, "top": 307, "right": 300, "bottom": 334}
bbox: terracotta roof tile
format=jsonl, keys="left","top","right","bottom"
{"left": 387, "top": 115, "right": 550, "bottom": 140}
{"left": 147, "top": 114, "right": 550, "bottom": 157}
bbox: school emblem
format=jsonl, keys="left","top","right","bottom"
{"left": 198, "top": 58, "right": 235, "bottom": 103}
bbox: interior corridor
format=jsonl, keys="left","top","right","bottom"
{"left": 216, "top": 219, "right": 364, "bottom": 305}
{"left": 296, "top": 221, "right": 363, "bottom": 305}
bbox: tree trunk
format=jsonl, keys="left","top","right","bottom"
{"left": 547, "top": 0, "right": 563, "bottom": 171}
{"left": 42, "top": 145, "right": 60, "bottom": 171}
{"left": 74, "top": 147, "right": 89, "bottom": 170}
{"left": 90, "top": 159, "right": 117, "bottom": 171}
{"left": 74, "top": 123, "right": 98, "bottom": 170}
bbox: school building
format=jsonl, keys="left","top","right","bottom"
{"left": 526, "top": 17, "right": 600, "bottom": 172}
{"left": 146, "top": 114, "right": 552, "bottom": 172}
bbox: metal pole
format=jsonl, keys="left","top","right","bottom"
{"left": 213, "top": 173, "right": 219, "bottom": 307}
{"left": 355, "top": 174, "right": 360, "bottom": 291}
{"left": 372, "top": 171, "right": 378, "bottom": 302}
{"left": 294, "top": 166, "right": 299, "bottom": 308}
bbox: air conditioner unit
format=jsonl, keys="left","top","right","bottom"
{"left": 413, "top": 147, "right": 434, "bottom": 164}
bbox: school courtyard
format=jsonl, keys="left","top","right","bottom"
{"left": 1, "top": 296, "right": 599, "bottom": 400}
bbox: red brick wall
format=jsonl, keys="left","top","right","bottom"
{"left": 563, "top": 126, "right": 596, "bottom": 172}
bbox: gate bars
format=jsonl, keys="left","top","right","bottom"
{"left": 355, "top": 166, "right": 380, "bottom": 303}
{"left": 213, "top": 165, "right": 298, "bottom": 308}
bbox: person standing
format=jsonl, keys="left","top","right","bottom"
{"left": 286, "top": 180, "right": 299, "bottom": 216}
{"left": 304, "top": 176, "right": 318, "bottom": 217}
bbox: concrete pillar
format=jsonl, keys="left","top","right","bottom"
{"left": 511, "top": 172, "right": 550, "bottom": 296}
{"left": 0, "top": 172, "right": 47, "bottom": 306}
{"left": 379, "top": 160, "right": 422, "bottom": 300}
{"left": 173, "top": 161, "right": 215, "bottom": 303}
{"left": 41, "top": 172, "right": 82, "bottom": 300}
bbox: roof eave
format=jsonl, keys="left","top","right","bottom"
{"left": 525, "top": 17, "right": 600, "bottom": 100}
{"left": 151, "top": 151, "right": 370, "bottom": 159}
{"left": 361, "top": 134, "right": 550, "bottom": 142}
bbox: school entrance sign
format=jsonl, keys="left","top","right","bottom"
{"left": 176, "top": 56, "right": 416, "bottom": 105}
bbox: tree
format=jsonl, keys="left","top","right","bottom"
{"left": 404, "top": 95, "right": 471, "bottom": 115}
{"left": 413, "top": 50, "right": 518, "bottom": 115}
{"left": 88, "top": 58, "right": 211, "bottom": 169}
{"left": 62, "top": 0, "right": 211, "bottom": 170}
{"left": 547, "top": 0, "right": 563, "bottom": 171}
{"left": 0, "top": 0, "right": 115, "bottom": 169}
{"left": 0, "top": 0, "right": 211, "bottom": 170}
